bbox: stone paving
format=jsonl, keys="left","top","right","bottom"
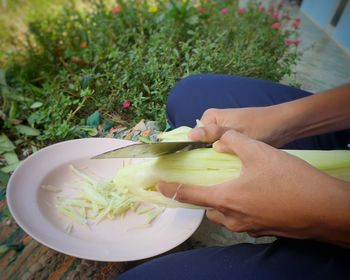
{"left": 282, "top": 9, "right": 350, "bottom": 93}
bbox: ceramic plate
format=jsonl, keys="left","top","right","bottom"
{"left": 7, "top": 138, "right": 204, "bottom": 261}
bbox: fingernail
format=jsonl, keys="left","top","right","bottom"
{"left": 212, "top": 140, "right": 222, "bottom": 151}
{"left": 188, "top": 128, "right": 204, "bottom": 141}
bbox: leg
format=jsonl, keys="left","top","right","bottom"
{"left": 166, "top": 74, "right": 350, "bottom": 150}
{"left": 116, "top": 239, "right": 350, "bottom": 280}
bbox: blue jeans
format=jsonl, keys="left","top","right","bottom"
{"left": 116, "top": 75, "right": 350, "bottom": 280}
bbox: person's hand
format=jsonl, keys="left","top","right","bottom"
{"left": 157, "top": 130, "right": 349, "bottom": 241}
{"left": 189, "top": 107, "right": 293, "bottom": 147}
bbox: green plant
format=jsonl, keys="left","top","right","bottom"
{"left": 1, "top": 0, "right": 301, "bottom": 142}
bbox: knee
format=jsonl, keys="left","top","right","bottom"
{"left": 165, "top": 74, "right": 208, "bottom": 127}
{"left": 166, "top": 74, "right": 212, "bottom": 108}
{"left": 168, "top": 74, "right": 205, "bottom": 96}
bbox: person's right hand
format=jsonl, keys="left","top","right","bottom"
{"left": 189, "top": 106, "right": 294, "bottom": 147}
{"left": 158, "top": 130, "right": 350, "bottom": 247}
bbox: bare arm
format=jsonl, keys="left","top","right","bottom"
{"left": 190, "top": 83, "right": 350, "bottom": 147}
{"left": 280, "top": 83, "right": 350, "bottom": 143}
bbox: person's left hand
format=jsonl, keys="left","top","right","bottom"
{"left": 157, "top": 130, "right": 344, "bottom": 240}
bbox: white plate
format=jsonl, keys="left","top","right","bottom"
{"left": 7, "top": 138, "right": 204, "bottom": 261}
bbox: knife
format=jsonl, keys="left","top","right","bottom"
{"left": 92, "top": 141, "right": 211, "bottom": 159}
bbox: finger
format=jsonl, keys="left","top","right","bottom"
{"left": 213, "top": 130, "right": 258, "bottom": 164}
{"left": 200, "top": 108, "right": 219, "bottom": 124}
{"left": 206, "top": 209, "right": 227, "bottom": 226}
{"left": 188, "top": 124, "right": 230, "bottom": 143}
{"left": 156, "top": 182, "right": 219, "bottom": 208}
{"left": 207, "top": 209, "right": 245, "bottom": 232}
{"left": 207, "top": 209, "right": 251, "bottom": 232}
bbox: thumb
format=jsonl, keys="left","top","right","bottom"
{"left": 213, "top": 130, "right": 258, "bottom": 164}
{"left": 156, "top": 182, "right": 218, "bottom": 208}
{"left": 188, "top": 124, "right": 230, "bottom": 143}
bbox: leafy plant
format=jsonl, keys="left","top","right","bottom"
{"left": 1, "top": 0, "right": 301, "bottom": 142}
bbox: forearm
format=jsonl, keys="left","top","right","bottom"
{"left": 274, "top": 83, "right": 350, "bottom": 142}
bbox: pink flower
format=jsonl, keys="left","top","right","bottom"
{"left": 220, "top": 7, "right": 229, "bottom": 15}
{"left": 122, "top": 100, "right": 132, "bottom": 109}
{"left": 271, "top": 22, "right": 281, "bottom": 30}
{"left": 292, "top": 18, "right": 301, "bottom": 29}
{"left": 284, "top": 39, "right": 301, "bottom": 46}
{"left": 268, "top": 5, "right": 274, "bottom": 14}
{"left": 238, "top": 7, "right": 245, "bottom": 15}
{"left": 258, "top": 4, "right": 265, "bottom": 12}
{"left": 196, "top": 5, "right": 205, "bottom": 14}
{"left": 112, "top": 4, "right": 122, "bottom": 15}
{"left": 272, "top": 11, "right": 280, "bottom": 21}
{"left": 284, "top": 39, "right": 293, "bottom": 45}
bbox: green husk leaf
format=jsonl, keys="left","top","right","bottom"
{"left": 157, "top": 126, "right": 192, "bottom": 142}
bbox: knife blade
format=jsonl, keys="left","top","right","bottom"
{"left": 92, "top": 141, "right": 211, "bottom": 159}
